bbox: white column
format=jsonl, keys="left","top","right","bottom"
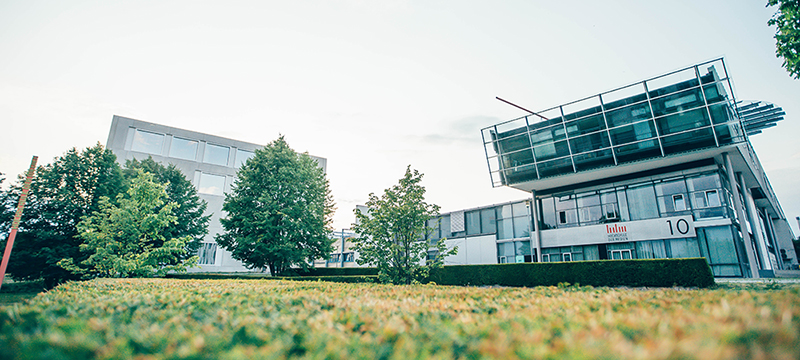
{"left": 744, "top": 191, "right": 772, "bottom": 271}
{"left": 531, "top": 190, "right": 542, "bottom": 263}
{"left": 765, "top": 215, "right": 785, "bottom": 270}
{"left": 723, "top": 152, "right": 759, "bottom": 278}
{"left": 736, "top": 171, "right": 761, "bottom": 278}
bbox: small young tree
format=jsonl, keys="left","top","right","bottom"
{"left": 58, "top": 170, "right": 198, "bottom": 278}
{"left": 351, "top": 166, "right": 456, "bottom": 284}
{"left": 216, "top": 136, "right": 334, "bottom": 276}
{"left": 123, "top": 157, "right": 210, "bottom": 259}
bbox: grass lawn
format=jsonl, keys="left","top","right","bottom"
{"left": 1, "top": 278, "right": 798, "bottom": 359}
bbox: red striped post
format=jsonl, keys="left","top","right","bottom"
{"left": 0, "top": 156, "right": 38, "bottom": 291}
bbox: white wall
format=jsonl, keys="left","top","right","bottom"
{"left": 444, "top": 235, "right": 497, "bottom": 265}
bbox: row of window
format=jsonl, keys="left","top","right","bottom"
{"left": 493, "top": 225, "right": 742, "bottom": 277}
{"left": 427, "top": 201, "right": 533, "bottom": 242}
{"left": 131, "top": 129, "right": 255, "bottom": 168}
{"left": 428, "top": 171, "right": 731, "bottom": 242}
{"left": 539, "top": 171, "right": 731, "bottom": 229}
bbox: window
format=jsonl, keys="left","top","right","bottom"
{"left": 426, "top": 251, "right": 439, "bottom": 262}
{"left": 169, "top": 137, "right": 198, "bottom": 160}
{"left": 668, "top": 238, "right": 701, "bottom": 258}
{"left": 672, "top": 194, "right": 686, "bottom": 211}
{"left": 555, "top": 195, "right": 578, "bottom": 226}
{"left": 198, "top": 243, "right": 217, "bottom": 265}
{"left": 706, "top": 190, "right": 721, "bottom": 207}
{"left": 692, "top": 189, "right": 721, "bottom": 208}
{"left": 577, "top": 193, "right": 602, "bottom": 224}
{"left": 480, "top": 208, "right": 497, "bottom": 234}
{"left": 540, "top": 197, "right": 557, "bottom": 230}
{"left": 235, "top": 149, "right": 255, "bottom": 168}
{"left": 611, "top": 249, "right": 632, "bottom": 260}
{"left": 344, "top": 252, "right": 354, "bottom": 262}
{"left": 439, "top": 216, "right": 451, "bottom": 239}
{"left": 204, "top": 143, "right": 230, "bottom": 166}
{"left": 465, "top": 211, "right": 481, "bottom": 235}
{"left": 626, "top": 185, "right": 659, "bottom": 220}
{"left": 198, "top": 173, "right": 226, "bottom": 196}
{"left": 497, "top": 241, "right": 532, "bottom": 263}
{"left": 607, "top": 243, "right": 634, "bottom": 260}
{"left": 131, "top": 129, "right": 164, "bottom": 155}
{"left": 426, "top": 218, "right": 440, "bottom": 241}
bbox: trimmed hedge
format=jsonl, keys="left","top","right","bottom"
{"left": 278, "top": 275, "right": 377, "bottom": 283}
{"left": 165, "top": 273, "right": 377, "bottom": 284}
{"left": 165, "top": 273, "right": 272, "bottom": 280}
{"left": 427, "top": 258, "right": 715, "bottom": 288}
{"left": 293, "top": 267, "right": 379, "bottom": 277}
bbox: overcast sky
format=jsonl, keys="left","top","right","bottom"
{"left": 1, "top": 0, "right": 799, "bottom": 233}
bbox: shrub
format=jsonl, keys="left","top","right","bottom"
{"left": 427, "top": 258, "right": 715, "bottom": 288}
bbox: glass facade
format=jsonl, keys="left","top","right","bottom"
{"left": 483, "top": 59, "right": 745, "bottom": 187}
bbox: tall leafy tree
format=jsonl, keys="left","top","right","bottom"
{"left": 58, "top": 170, "right": 198, "bottom": 278}
{"left": 216, "top": 136, "right": 334, "bottom": 276}
{"left": 351, "top": 166, "right": 456, "bottom": 285}
{"left": 0, "top": 144, "right": 125, "bottom": 287}
{"left": 123, "top": 157, "right": 210, "bottom": 259}
{"left": 768, "top": 0, "right": 800, "bottom": 79}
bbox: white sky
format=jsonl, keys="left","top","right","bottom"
{"left": 1, "top": 0, "right": 799, "bottom": 234}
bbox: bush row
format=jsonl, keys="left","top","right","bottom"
{"left": 165, "top": 272, "right": 377, "bottom": 283}
{"left": 276, "top": 275, "right": 377, "bottom": 283}
{"left": 293, "top": 267, "right": 379, "bottom": 277}
{"left": 169, "top": 259, "right": 714, "bottom": 288}
{"left": 427, "top": 258, "right": 715, "bottom": 288}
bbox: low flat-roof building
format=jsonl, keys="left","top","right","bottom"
{"left": 106, "top": 115, "right": 327, "bottom": 272}
{"left": 434, "top": 58, "right": 795, "bottom": 277}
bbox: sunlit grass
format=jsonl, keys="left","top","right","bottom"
{"left": 1, "top": 278, "right": 798, "bottom": 359}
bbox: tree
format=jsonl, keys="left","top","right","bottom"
{"left": 0, "top": 144, "right": 125, "bottom": 287}
{"left": 768, "top": 0, "right": 800, "bottom": 79}
{"left": 58, "top": 170, "right": 197, "bottom": 278}
{"left": 0, "top": 172, "right": 10, "bottom": 238}
{"left": 216, "top": 136, "right": 334, "bottom": 276}
{"left": 351, "top": 166, "right": 456, "bottom": 285}
{"left": 123, "top": 157, "right": 210, "bottom": 260}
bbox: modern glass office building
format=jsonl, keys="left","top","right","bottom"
{"left": 435, "top": 58, "right": 796, "bottom": 277}
{"left": 106, "top": 116, "right": 328, "bottom": 272}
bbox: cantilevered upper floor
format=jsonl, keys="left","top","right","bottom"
{"left": 481, "top": 58, "right": 783, "bottom": 194}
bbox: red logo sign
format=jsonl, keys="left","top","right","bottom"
{"left": 606, "top": 224, "right": 627, "bottom": 234}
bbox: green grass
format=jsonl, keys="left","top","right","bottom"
{"left": 1, "top": 278, "right": 798, "bottom": 359}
